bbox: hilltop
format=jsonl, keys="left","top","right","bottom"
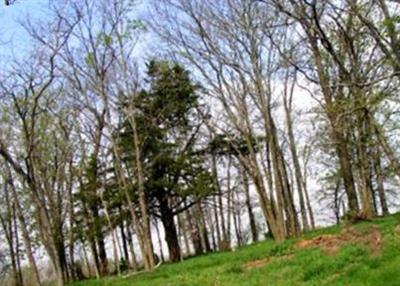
{"left": 69, "top": 213, "right": 400, "bottom": 286}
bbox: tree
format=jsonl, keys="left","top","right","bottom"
{"left": 150, "top": 0, "right": 301, "bottom": 240}
{"left": 117, "top": 60, "right": 213, "bottom": 262}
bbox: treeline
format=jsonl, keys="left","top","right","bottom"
{"left": 0, "top": 0, "right": 399, "bottom": 285}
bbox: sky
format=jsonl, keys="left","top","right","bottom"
{"left": 0, "top": 0, "right": 48, "bottom": 59}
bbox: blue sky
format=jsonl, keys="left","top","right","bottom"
{"left": 0, "top": 0, "right": 48, "bottom": 59}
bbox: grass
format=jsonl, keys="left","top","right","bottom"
{"left": 69, "top": 213, "right": 400, "bottom": 286}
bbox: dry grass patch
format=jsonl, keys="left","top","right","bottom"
{"left": 243, "top": 254, "right": 293, "bottom": 271}
{"left": 295, "top": 225, "right": 382, "bottom": 255}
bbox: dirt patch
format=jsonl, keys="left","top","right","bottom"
{"left": 243, "top": 254, "right": 293, "bottom": 271}
{"left": 295, "top": 226, "right": 382, "bottom": 255}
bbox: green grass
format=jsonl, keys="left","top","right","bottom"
{"left": 69, "top": 213, "right": 400, "bottom": 286}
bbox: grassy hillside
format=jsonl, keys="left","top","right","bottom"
{"left": 69, "top": 213, "right": 400, "bottom": 286}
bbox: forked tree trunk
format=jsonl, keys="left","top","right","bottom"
{"left": 8, "top": 178, "right": 41, "bottom": 286}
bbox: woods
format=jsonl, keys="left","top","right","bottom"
{"left": 0, "top": 0, "right": 400, "bottom": 285}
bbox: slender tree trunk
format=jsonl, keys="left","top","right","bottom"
{"left": 283, "top": 81, "right": 310, "bottom": 231}
{"left": 130, "top": 115, "right": 155, "bottom": 269}
{"left": 186, "top": 208, "right": 202, "bottom": 255}
{"left": 0, "top": 212, "right": 19, "bottom": 286}
{"left": 302, "top": 179, "right": 315, "bottom": 229}
{"left": 241, "top": 167, "right": 258, "bottom": 242}
{"left": 88, "top": 237, "right": 100, "bottom": 279}
{"left": 126, "top": 225, "right": 138, "bottom": 271}
{"left": 226, "top": 158, "right": 233, "bottom": 249}
{"left": 67, "top": 184, "right": 76, "bottom": 281}
{"left": 196, "top": 202, "right": 211, "bottom": 253}
{"left": 154, "top": 220, "right": 165, "bottom": 262}
{"left": 232, "top": 191, "right": 242, "bottom": 247}
{"left": 81, "top": 245, "right": 92, "bottom": 278}
{"left": 101, "top": 195, "right": 120, "bottom": 275}
{"left": 374, "top": 146, "right": 389, "bottom": 215}
{"left": 13, "top": 212, "right": 23, "bottom": 286}
{"left": 212, "top": 195, "right": 221, "bottom": 249}
{"left": 92, "top": 207, "right": 108, "bottom": 275}
{"left": 119, "top": 220, "right": 130, "bottom": 263}
{"left": 206, "top": 209, "right": 217, "bottom": 251}
{"left": 334, "top": 180, "right": 341, "bottom": 225}
{"left": 9, "top": 179, "right": 41, "bottom": 286}
{"left": 212, "top": 154, "right": 227, "bottom": 247}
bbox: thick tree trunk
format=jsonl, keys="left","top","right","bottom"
{"left": 54, "top": 228, "right": 69, "bottom": 283}
{"left": 158, "top": 194, "right": 181, "bottom": 262}
{"left": 355, "top": 105, "right": 375, "bottom": 219}
{"left": 334, "top": 128, "right": 359, "bottom": 214}
{"left": 305, "top": 34, "right": 360, "bottom": 216}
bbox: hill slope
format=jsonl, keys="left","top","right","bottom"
{"left": 70, "top": 213, "right": 400, "bottom": 286}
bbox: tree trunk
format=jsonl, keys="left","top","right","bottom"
{"left": 283, "top": 82, "right": 310, "bottom": 231}
{"left": 212, "top": 195, "right": 222, "bottom": 249}
{"left": 242, "top": 167, "right": 258, "bottom": 242}
{"left": 158, "top": 194, "right": 181, "bottom": 262}
{"left": 185, "top": 207, "right": 201, "bottom": 255}
{"left": 355, "top": 106, "right": 375, "bottom": 219}
{"left": 374, "top": 146, "right": 389, "bottom": 215}
{"left": 196, "top": 202, "right": 211, "bottom": 253}
{"left": 119, "top": 220, "right": 130, "bottom": 263}
{"left": 81, "top": 245, "right": 92, "bottom": 278}
{"left": 101, "top": 195, "right": 120, "bottom": 275}
{"left": 9, "top": 178, "right": 41, "bottom": 286}
{"left": 92, "top": 207, "right": 108, "bottom": 275}
{"left": 130, "top": 115, "right": 155, "bottom": 269}
{"left": 126, "top": 225, "right": 138, "bottom": 271}
{"left": 212, "top": 154, "right": 227, "bottom": 247}
{"left": 0, "top": 187, "right": 21, "bottom": 286}
{"left": 154, "top": 219, "right": 165, "bottom": 262}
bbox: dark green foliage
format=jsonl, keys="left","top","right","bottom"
{"left": 117, "top": 60, "right": 213, "bottom": 215}
{"left": 115, "top": 60, "right": 214, "bottom": 261}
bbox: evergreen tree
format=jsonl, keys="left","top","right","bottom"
{"left": 117, "top": 61, "right": 213, "bottom": 262}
